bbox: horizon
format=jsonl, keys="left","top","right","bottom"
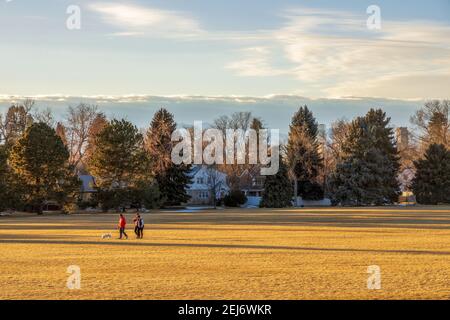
{"left": 0, "top": 94, "right": 428, "bottom": 134}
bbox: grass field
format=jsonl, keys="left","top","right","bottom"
{"left": 0, "top": 207, "right": 449, "bottom": 300}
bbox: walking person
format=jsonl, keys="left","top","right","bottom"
{"left": 133, "top": 213, "right": 141, "bottom": 239}
{"left": 118, "top": 214, "right": 128, "bottom": 240}
{"left": 138, "top": 215, "right": 145, "bottom": 239}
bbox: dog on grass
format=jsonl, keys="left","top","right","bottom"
{"left": 101, "top": 233, "right": 112, "bottom": 239}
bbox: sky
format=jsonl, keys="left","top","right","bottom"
{"left": 0, "top": 0, "right": 449, "bottom": 131}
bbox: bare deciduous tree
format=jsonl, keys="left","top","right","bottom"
{"left": 64, "top": 103, "right": 102, "bottom": 170}
{"left": 33, "top": 107, "right": 55, "bottom": 128}
{"left": 206, "top": 165, "right": 224, "bottom": 208}
{"left": 212, "top": 112, "right": 263, "bottom": 190}
{"left": 0, "top": 99, "right": 34, "bottom": 145}
{"left": 411, "top": 100, "right": 449, "bottom": 150}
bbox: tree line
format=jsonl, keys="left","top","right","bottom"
{"left": 0, "top": 99, "right": 449, "bottom": 213}
{"left": 263, "top": 101, "right": 449, "bottom": 207}
{"left": 0, "top": 104, "right": 190, "bottom": 213}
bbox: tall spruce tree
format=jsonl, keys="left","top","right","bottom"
{"left": 9, "top": 122, "right": 79, "bottom": 214}
{"left": 329, "top": 109, "right": 400, "bottom": 205}
{"left": 287, "top": 106, "right": 323, "bottom": 202}
{"left": 146, "top": 108, "right": 191, "bottom": 206}
{"left": 412, "top": 144, "right": 450, "bottom": 205}
{"left": 260, "top": 157, "right": 293, "bottom": 208}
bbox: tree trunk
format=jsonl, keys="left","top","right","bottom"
{"left": 293, "top": 177, "right": 298, "bottom": 207}
{"left": 37, "top": 203, "right": 43, "bottom": 215}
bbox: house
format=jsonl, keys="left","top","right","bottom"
{"left": 186, "top": 165, "right": 229, "bottom": 205}
{"left": 78, "top": 174, "right": 96, "bottom": 201}
{"left": 237, "top": 166, "right": 266, "bottom": 207}
{"left": 238, "top": 166, "right": 266, "bottom": 197}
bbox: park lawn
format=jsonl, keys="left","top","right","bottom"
{"left": 0, "top": 207, "right": 449, "bottom": 300}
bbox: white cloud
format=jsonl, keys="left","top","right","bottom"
{"left": 226, "top": 47, "right": 288, "bottom": 77}
{"left": 88, "top": 2, "right": 203, "bottom": 38}
{"left": 227, "top": 7, "right": 450, "bottom": 99}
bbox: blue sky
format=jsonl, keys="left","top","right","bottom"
{"left": 1, "top": 0, "right": 449, "bottom": 97}
{"left": 0, "top": 1, "right": 449, "bottom": 130}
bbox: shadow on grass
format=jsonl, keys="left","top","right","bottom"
{"left": 0, "top": 238, "right": 449, "bottom": 256}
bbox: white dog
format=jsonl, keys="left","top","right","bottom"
{"left": 101, "top": 233, "right": 112, "bottom": 239}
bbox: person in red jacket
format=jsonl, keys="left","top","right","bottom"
{"left": 118, "top": 214, "right": 128, "bottom": 240}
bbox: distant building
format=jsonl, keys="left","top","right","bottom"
{"left": 396, "top": 127, "right": 409, "bottom": 151}
{"left": 186, "top": 165, "right": 229, "bottom": 205}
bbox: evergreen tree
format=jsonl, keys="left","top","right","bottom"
{"left": 329, "top": 148, "right": 394, "bottom": 206}
{"left": 329, "top": 109, "right": 400, "bottom": 205}
{"left": 0, "top": 145, "right": 27, "bottom": 212}
{"left": 55, "top": 122, "right": 68, "bottom": 146}
{"left": 88, "top": 119, "right": 159, "bottom": 210}
{"left": 146, "top": 108, "right": 191, "bottom": 206}
{"left": 84, "top": 113, "right": 108, "bottom": 169}
{"left": 0, "top": 145, "right": 12, "bottom": 211}
{"left": 8, "top": 122, "right": 79, "bottom": 214}
{"left": 287, "top": 106, "right": 323, "bottom": 201}
{"left": 412, "top": 144, "right": 450, "bottom": 205}
{"left": 260, "top": 158, "right": 293, "bottom": 208}
{"left": 146, "top": 108, "right": 177, "bottom": 172}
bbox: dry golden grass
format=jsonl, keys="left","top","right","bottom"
{"left": 0, "top": 207, "right": 449, "bottom": 300}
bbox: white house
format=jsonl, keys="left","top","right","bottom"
{"left": 186, "top": 165, "right": 229, "bottom": 205}
{"left": 78, "top": 174, "right": 96, "bottom": 201}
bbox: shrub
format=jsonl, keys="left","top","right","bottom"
{"left": 223, "top": 190, "right": 247, "bottom": 207}
{"left": 298, "top": 181, "right": 324, "bottom": 201}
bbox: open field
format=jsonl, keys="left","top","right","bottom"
{"left": 0, "top": 207, "right": 449, "bottom": 300}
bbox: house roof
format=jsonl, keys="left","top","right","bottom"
{"left": 188, "top": 165, "right": 202, "bottom": 177}
{"left": 79, "top": 175, "right": 96, "bottom": 192}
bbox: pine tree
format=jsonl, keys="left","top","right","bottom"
{"left": 55, "top": 122, "right": 68, "bottom": 146}
{"left": 260, "top": 158, "right": 293, "bottom": 208}
{"left": 329, "top": 148, "right": 394, "bottom": 206}
{"left": 412, "top": 144, "right": 450, "bottom": 205}
{"left": 146, "top": 108, "right": 191, "bottom": 206}
{"left": 8, "top": 122, "right": 79, "bottom": 214}
{"left": 88, "top": 119, "right": 158, "bottom": 210}
{"left": 146, "top": 108, "right": 177, "bottom": 172}
{"left": 0, "top": 145, "right": 11, "bottom": 211}
{"left": 287, "top": 106, "right": 323, "bottom": 202}
{"left": 84, "top": 113, "right": 108, "bottom": 169}
{"left": 329, "top": 109, "right": 400, "bottom": 205}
